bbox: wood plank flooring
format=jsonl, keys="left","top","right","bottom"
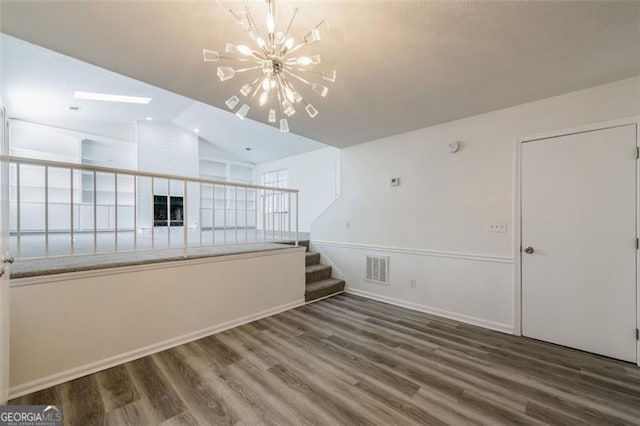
{"left": 11, "top": 293, "right": 640, "bottom": 425}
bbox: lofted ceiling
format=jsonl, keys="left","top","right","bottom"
{"left": 1, "top": 1, "right": 639, "bottom": 148}
{"left": 0, "top": 34, "right": 326, "bottom": 163}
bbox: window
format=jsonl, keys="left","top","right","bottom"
{"left": 261, "top": 169, "right": 289, "bottom": 214}
{"left": 261, "top": 169, "right": 288, "bottom": 188}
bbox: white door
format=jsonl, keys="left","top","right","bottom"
{"left": 0, "top": 107, "right": 10, "bottom": 403}
{"left": 521, "top": 124, "right": 637, "bottom": 362}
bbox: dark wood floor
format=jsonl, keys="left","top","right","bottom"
{"left": 11, "top": 293, "right": 640, "bottom": 425}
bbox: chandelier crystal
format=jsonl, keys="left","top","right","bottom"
{"left": 203, "top": 0, "right": 335, "bottom": 133}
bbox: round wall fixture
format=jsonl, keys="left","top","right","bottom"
{"left": 448, "top": 141, "right": 461, "bottom": 153}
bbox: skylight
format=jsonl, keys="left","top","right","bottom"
{"left": 73, "top": 90, "right": 152, "bottom": 104}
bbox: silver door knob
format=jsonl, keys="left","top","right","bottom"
{"left": 2, "top": 256, "right": 14, "bottom": 264}
{"left": 524, "top": 246, "right": 534, "bottom": 254}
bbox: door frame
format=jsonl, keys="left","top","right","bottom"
{"left": 513, "top": 116, "right": 640, "bottom": 366}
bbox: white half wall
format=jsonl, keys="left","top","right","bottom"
{"left": 257, "top": 147, "right": 341, "bottom": 233}
{"left": 9, "top": 248, "right": 305, "bottom": 398}
{"left": 312, "top": 76, "right": 640, "bottom": 333}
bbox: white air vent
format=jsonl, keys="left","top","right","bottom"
{"left": 366, "top": 255, "right": 390, "bottom": 285}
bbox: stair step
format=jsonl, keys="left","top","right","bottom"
{"left": 305, "top": 264, "right": 332, "bottom": 283}
{"left": 305, "top": 278, "right": 345, "bottom": 302}
{"left": 305, "top": 252, "right": 321, "bottom": 266}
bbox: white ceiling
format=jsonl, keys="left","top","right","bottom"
{"left": 1, "top": 1, "right": 639, "bottom": 148}
{"left": 0, "top": 34, "right": 327, "bottom": 163}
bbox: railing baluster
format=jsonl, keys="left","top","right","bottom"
{"left": 262, "top": 189, "right": 266, "bottom": 242}
{"left": 133, "top": 175, "right": 138, "bottom": 251}
{"left": 167, "top": 179, "right": 171, "bottom": 248}
{"left": 44, "top": 165, "right": 49, "bottom": 256}
{"left": 70, "top": 168, "right": 74, "bottom": 255}
{"left": 199, "top": 182, "right": 203, "bottom": 247}
{"left": 254, "top": 188, "right": 258, "bottom": 243}
{"left": 114, "top": 172, "right": 118, "bottom": 252}
{"left": 288, "top": 191, "right": 291, "bottom": 240}
{"left": 212, "top": 184, "right": 215, "bottom": 245}
{"left": 235, "top": 186, "right": 238, "bottom": 244}
{"left": 16, "top": 163, "right": 21, "bottom": 258}
{"left": 271, "top": 189, "right": 275, "bottom": 241}
{"left": 245, "top": 188, "right": 248, "bottom": 243}
{"left": 151, "top": 177, "right": 155, "bottom": 249}
{"left": 93, "top": 171, "right": 97, "bottom": 253}
{"left": 223, "top": 184, "right": 227, "bottom": 245}
{"left": 295, "top": 193, "right": 299, "bottom": 247}
{"left": 183, "top": 180, "right": 188, "bottom": 255}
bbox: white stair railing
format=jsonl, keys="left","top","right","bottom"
{"left": 1, "top": 155, "right": 299, "bottom": 259}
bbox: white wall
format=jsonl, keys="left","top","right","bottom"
{"left": 312, "top": 76, "right": 640, "bottom": 333}
{"left": 257, "top": 147, "right": 341, "bottom": 233}
{"left": 9, "top": 247, "right": 305, "bottom": 398}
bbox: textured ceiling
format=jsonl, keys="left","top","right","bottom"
{"left": 1, "top": 1, "right": 639, "bottom": 148}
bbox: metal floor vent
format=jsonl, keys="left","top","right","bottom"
{"left": 366, "top": 255, "right": 389, "bottom": 285}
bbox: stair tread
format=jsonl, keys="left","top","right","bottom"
{"left": 305, "top": 264, "right": 331, "bottom": 273}
{"left": 305, "top": 252, "right": 318, "bottom": 257}
{"left": 306, "top": 278, "right": 345, "bottom": 292}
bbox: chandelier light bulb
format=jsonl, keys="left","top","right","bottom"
{"left": 217, "top": 66, "right": 235, "bottom": 82}
{"left": 305, "top": 104, "right": 319, "bottom": 118}
{"left": 236, "top": 104, "right": 250, "bottom": 119}
{"left": 236, "top": 45, "right": 253, "bottom": 56}
{"left": 202, "top": 49, "right": 220, "bottom": 62}
{"left": 304, "top": 29, "right": 321, "bottom": 45}
{"left": 322, "top": 70, "right": 337, "bottom": 82}
{"left": 267, "top": 13, "right": 275, "bottom": 34}
{"left": 282, "top": 100, "right": 296, "bottom": 116}
{"left": 225, "top": 95, "right": 240, "bottom": 110}
{"left": 284, "top": 87, "right": 295, "bottom": 103}
{"left": 240, "top": 83, "right": 252, "bottom": 97}
{"left": 312, "top": 82, "right": 328, "bottom": 97}
{"left": 315, "top": 19, "right": 330, "bottom": 33}
{"left": 203, "top": 0, "right": 335, "bottom": 132}
{"left": 259, "top": 91, "right": 269, "bottom": 106}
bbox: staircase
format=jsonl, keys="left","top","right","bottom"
{"left": 285, "top": 241, "right": 345, "bottom": 302}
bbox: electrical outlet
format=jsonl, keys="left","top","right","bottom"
{"left": 488, "top": 221, "right": 507, "bottom": 233}
{"left": 410, "top": 279, "right": 417, "bottom": 289}
{"left": 390, "top": 177, "right": 400, "bottom": 187}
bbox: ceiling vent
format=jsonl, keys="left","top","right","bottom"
{"left": 366, "top": 255, "right": 389, "bottom": 285}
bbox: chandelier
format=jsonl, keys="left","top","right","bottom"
{"left": 202, "top": 0, "right": 335, "bottom": 133}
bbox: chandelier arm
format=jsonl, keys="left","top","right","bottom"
{"left": 290, "top": 68, "right": 323, "bottom": 76}
{"left": 276, "top": 74, "right": 289, "bottom": 102}
{"left": 276, "top": 88, "right": 285, "bottom": 117}
{"left": 245, "top": 9, "right": 265, "bottom": 43}
{"left": 250, "top": 79, "right": 264, "bottom": 101}
{"left": 282, "top": 69, "right": 312, "bottom": 86}
{"left": 287, "top": 42, "right": 307, "bottom": 55}
{"left": 218, "top": 55, "right": 257, "bottom": 63}
{"left": 283, "top": 8, "right": 299, "bottom": 41}
{"left": 234, "top": 65, "right": 263, "bottom": 73}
